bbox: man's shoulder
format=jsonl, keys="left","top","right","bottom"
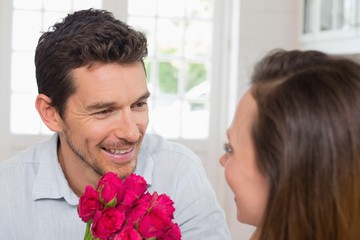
{"left": 0, "top": 148, "right": 37, "bottom": 184}
{"left": 0, "top": 146, "right": 37, "bottom": 172}
{"left": 0, "top": 134, "right": 60, "bottom": 207}
{"left": 141, "top": 133, "right": 201, "bottom": 165}
{"left": 0, "top": 134, "right": 57, "bottom": 174}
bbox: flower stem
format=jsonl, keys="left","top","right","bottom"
{"left": 84, "top": 222, "right": 94, "bottom": 240}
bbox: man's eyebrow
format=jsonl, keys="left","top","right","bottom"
{"left": 85, "top": 91, "right": 151, "bottom": 111}
{"left": 85, "top": 102, "right": 117, "bottom": 111}
{"left": 137, "top": 91, "right": 151, "bottom": 102}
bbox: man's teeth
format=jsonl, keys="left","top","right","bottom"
{"left": 108, "top": 148, "right": 132, "bottom": 154}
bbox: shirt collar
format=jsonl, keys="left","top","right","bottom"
{"left": 32, "top": 133, "right": 155, "bottom": 205}
{"left": 32, "top": 133, "right": 79, "bottom": 206}
{"left": 135, "top": 134, "right": 155, "bottom": 186}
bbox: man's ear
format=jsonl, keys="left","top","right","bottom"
{"left": 35, "top": 94, "right": 63, "bottom": 132}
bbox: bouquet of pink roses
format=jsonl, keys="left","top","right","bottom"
{"left": 77, "top": 172, "right": 181, "bottom": 240}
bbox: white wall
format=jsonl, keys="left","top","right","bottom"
{"left": 0, "top": 0, "right": 12, "bottom": 160}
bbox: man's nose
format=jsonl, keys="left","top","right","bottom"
{"left": 114, "top": 109, "right": 139, "bottom": 143}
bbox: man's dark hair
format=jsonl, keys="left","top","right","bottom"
{"left": 35, "top": 9, "right": 148, "bottom": 117}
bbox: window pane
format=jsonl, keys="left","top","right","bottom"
{"left": 157, "top": 0, "right": 185, "bottom": 17}
{"left": 128, "top": 0, "right": 157, "bottom": 16}
{"left": 12, "top": 10, "right": 42, "bottom": 51}
{"left": 186, "top": 0, "right": 213, "bottom": 19}
{"left": 11, "top": 51, "right": 37, "bottom": 93}
{"left": 157, "top": 19, "right": 183, "bottom": 56}
{"left": 11, "top": 93, "right": 40, "bottom": 134}
{"left": 128, "top": 0, "right": 213, "bottom": 139}
{"left": 158, "top": 61, "right": 180, "bottom": 94}
{"left": 73, "top": 0, "right": 102, "bottom": 10}
{"left": 336, "top": 0, "right": 355, "bottom": 30}
{"left": 185, "top": 20, "right": 212, "bottom": 58}
{"left": 186, "top": 62, "right": 207, "bottom": 91}
{"left": 303, "top": 0, "right": 311, "bottom": 33}
{"left": 150, "top": 97, "right": 181, "bottom": 138}
{"left": 13, "top": 0, "right": 42, "bottom": 10}
{"left": 182, "top": 74, "right": 209, "bottom": 139}
{"left": 43, "top": 0, "right": 72, "bottom": 11}
{"left": 320, "top": 0, "right": 333, "bottom": 31}
{"left": 181, "top": 103, "right": 209, "bottom": 138}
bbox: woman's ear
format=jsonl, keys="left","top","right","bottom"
{"left": 35, "top": 94, "right": 63, "bottom": 132}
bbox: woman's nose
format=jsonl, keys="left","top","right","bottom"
{"left": 219, "top": 154, "right": 228, "bottom": 167}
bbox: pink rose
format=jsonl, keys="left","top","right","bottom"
{"left": 113, "top": 227, "right": 142, "bottom": 240}
{"left": 154, "top": 193, "right": 176, "bottom": 219}
{"left": 162, "top": 223, "right": 182, "bottom": 240}
{"left": 91, "top": 208, "right": 125, "bottom": 240}
{"left": 78, "top": 185, "right": 100, "bottom": 222}
{"left": 78, "top": 173, "right": 181, "bottom": 240}
{"left": 120, "top": 189, "right": 139, "bottom": 211}
{"left": 125, "top": 193, "right": 152, "bottom": 227}
{"left": 122, "top": 173, "right": 147, "bottom": 198}
{"left": 138, "top": 205, "right": 173, "bottom": 238}
{"left": 122, "top": 174, "right": 147, "bottom": 193}
{"left": 97, "top": 172, "right": 124, "bottom": 206}
{"left": 137, "top": 192, "right": 181, "bottom": 239}
{"left": 117, "top": 174, "right": 148, "bottom": 213}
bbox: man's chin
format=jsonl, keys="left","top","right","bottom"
{"left": 100, "top": 162, "right": 136, "bottom": 178}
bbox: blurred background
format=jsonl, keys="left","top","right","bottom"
{"left": 1, "top": 0, "right": 358, "bottom": 238}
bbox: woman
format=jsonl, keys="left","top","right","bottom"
{"left": 220, "top": 49, "right": 360, "bottom": 239}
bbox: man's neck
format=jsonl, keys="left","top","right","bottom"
{"left": 57, "top": 140, "right": 99, "bottom": 197}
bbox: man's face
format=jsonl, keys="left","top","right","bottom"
{"left": 58, "top": 62, "right": 149, "bottom": 178}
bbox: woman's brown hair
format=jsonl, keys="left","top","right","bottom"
{"left": 251, "top": 49, "right": 360, "bottom": 239}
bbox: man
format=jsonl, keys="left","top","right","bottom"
{"left": 0, "top": 9, "right": 230, "bottom": 239}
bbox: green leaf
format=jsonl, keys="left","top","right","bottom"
{"left": 105, "top": 196, "right": 117, "bottom": 208}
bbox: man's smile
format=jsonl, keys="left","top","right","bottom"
{"left": 104, "top": 146, "right": 134, "bottom": 155}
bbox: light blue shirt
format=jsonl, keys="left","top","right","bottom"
{"left": 0, "top": 133, "right": 230, "bottom": 239}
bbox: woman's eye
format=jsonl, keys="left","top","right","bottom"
{"left": 223, "top": 143, "right": 233, "bottom": 154}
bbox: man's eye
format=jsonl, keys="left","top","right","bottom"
{"left": 132, "top": 102, "right": 148, "bottom": 109}
{"left": 98, "top": 109, "right": 112, "bottom": 114}
{"left": 223, "top": 143, "right": 233, "bottom": 154}
{"left": 94, "top": 109, "right": 113, "bottom": 117}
